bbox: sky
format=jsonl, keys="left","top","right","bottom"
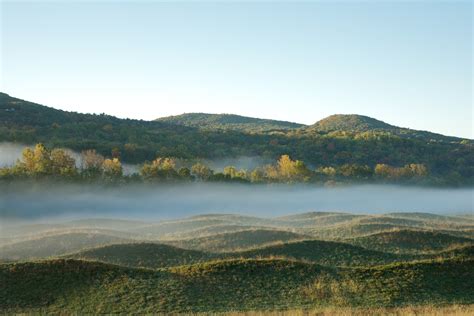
{"left": 0, "top": 1, "right": 472, "bottom": 138}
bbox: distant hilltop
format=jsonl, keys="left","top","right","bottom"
{"left": 157, "top": 111, "right": 460, "bottom": 142}
{"left": 156, "top": 112, "right": 304, "bottom": 132}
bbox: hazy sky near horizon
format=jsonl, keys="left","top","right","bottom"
{"left": 1, "top": 1, "right": 472, "bottom": 138}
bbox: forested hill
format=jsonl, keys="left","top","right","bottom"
{"left": 157, "top": 112, "right": 462, "bottom": 143}
{"left": 311, "top": 114, "right": 395, "bottom": 132}
{"left": 0, "top": 92, "right": 472, "bottom": 185}
{"left": 156, "top": 113, "right": 304, "bottom": 132}
{"left": 303, "top": 114, "right": 461, "bottom": 143}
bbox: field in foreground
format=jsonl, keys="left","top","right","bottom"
{"left": 1, "top": 257, "right": 473, "bottom": 313}
{"left": 207, "top": 305, "right": 474, "bottom": 316}
{"left": 1, "top": 211, "right": 473, "bottom": 313}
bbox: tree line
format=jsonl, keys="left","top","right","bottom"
{"left": 0, "top": 143, "right": 434, "bottom": 185}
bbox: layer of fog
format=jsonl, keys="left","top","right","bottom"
{"left": 0, "top": 142, "right": 25, "bottom": 167}
{"left": 1, "top": 183, "right": 472, "bottom": 224}
{"left": 203, "top": 156, "right": 272, "bottom": 171}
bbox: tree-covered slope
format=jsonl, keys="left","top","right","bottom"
{"left": 308, "top": 114, "right": 395, "bottom": 133}
{"left": 157, "top": 112, "right": 304, "bottom": 132}
{"left": 305, "top": 114, "right": 462, "bottom": 142}
{"left": 0, "top": 92, "right": 273, "bottom": 163}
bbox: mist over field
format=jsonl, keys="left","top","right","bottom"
{"left": 0, "top": 142, "right": 25, "bottom": 167}
{"left": 1, "top": 183, "right": 472, "bottom": 222}
{"left": 204, "top": 156, "right": 272, "bottom": 171}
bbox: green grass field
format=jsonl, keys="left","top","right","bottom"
{"left": 1, "top": 211, "right": 473, "bottom": 313}
{"left": 1, "top": 257, "right": 472, "bottom": 313}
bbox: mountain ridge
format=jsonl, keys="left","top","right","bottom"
{"left": 157, "top": 112, "right": 305, "bottom": 132}
{"left": 2, "top": 92, "right": 468, "bottom": 140}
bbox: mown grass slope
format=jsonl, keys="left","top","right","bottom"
{"left": 348, "top": 230, "right": 473, "bottom": 254}
{"left": 0, "top": 232, "right": 129, "bottom": 261}
{"left": 387, "top": 212, "right": 474, "bottom": 225}
{"left": 304, "top": 223, "right": 409, "bottom": 240}
{"left": 70, "top": 243, "right": 212, "bottom": 268}
{"left": 167, "top": 229, "right": 307, "bottom": 252}
{"left": 275, "top": 212, "right": 365, "bottom": 228}
{"left": 431, "top": 245, "right": 474, "bottom": 259}
{"left": 234, "top": 240, "right": 410, "bottom": 266}
{"left": 304, "top": 258, "right": 474, "bottom": 307}
{"left": 0, "top": 258, "right": 322, "bottom": 313}
{"left": 159, "top": 224, "right": 272, "bottom": 240}
{"left": 299, "top": 213, "right": 474, "bottom": 240}
{"left": 129, "top": 218, "right": 233, "bottom": 238}
{"left": 1, "top": 257, "right": 472, "bottom": 313}
{"left": 356, "top": 216, "right": 474, "bottom": 231}
{"left": 0, "top": 227, "right": 143, "bottom": 247}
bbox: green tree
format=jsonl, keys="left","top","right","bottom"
{"left": 318, "top": 166, "right": 336, "bottom": 177}
{"left": 250, "top": 168, "right": 265, "bottom": 183}
{"left": 103, "top": 158, "right": 123, "bottom": 178}
{"left": 191, "top": 163, "right": 213, "bottom": 180}
{"left": 178, "top": 167, "right": 191, "bottom": 179}
{"left": 339, "top": 164, "right": 373, "bottom": 179}
{"left": 140, "top": 157, "right": 178, "bottom": 180}
{"left": 20, "top": 143, "right": 52, "bottom": 176}
{"left": 275, "top": 155, "right": 311, "bottom": 182}
{"left": 374, "top": 164, "right": 395, "bottom": 179}
{"left": 50, "top": 149, "right": 77, "bottom": 177}
{"left": 81, "top": 150, "right": 105, "bottom": 177}
{"left": 223, "top": 166, "right": 238, "bottom": 178}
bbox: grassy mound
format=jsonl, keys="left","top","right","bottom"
{"left": 129, "top": 218, "right": 232, "bottom": 238}
{"left": 304, "top": 223, "right": 410, "bottom": 240}
{"left": 234, "top": 240, "right": 409, "bottom": 266}
{"left": 1, "top": 257, "right": 473, "bottom": 313}
{"left": 167, "top": 229, "right": 307, "bottom": 252}
{"left": 348, "top": 230, "right": 473, "bottom": 254}
{"left": 387, "top": 212, "right": 474, "bottom": 225}
{"left": 307, "top": 258, "right": 474, "bottom": 307}
{"left": 70, "top": 243, "right": 212, "bottom": 268}
{"left": 159, "top": 224, "right": 271, "bottom": 240}
{"left": 0, "top": 232, "right": 129, "bottom": 260}
{"left": 1, "top": 218, "right": 147, "bottom": 238}
{"left": 357, "top": 216, "right": 474, "bottom": 231}
{"left": 0, "top": 258, "right": 322, "bottom": 313}
{"left": 276, "top": 212, "right": 365, "bottom": 228}
{"left": 432, "top": 245, "right": 474, "bottom": 259}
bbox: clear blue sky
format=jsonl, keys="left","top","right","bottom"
{"left": 1, "top": 1, "right": 472, "bottom": 138}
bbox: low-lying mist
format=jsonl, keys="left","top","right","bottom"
{"left": 0, "top": 142, "right": 140, "bottom": 174}
{"left": 0, "top": 142, "right": 269, "bottom": 174}
{"left": 1, "top": 183, "right": 472, "bottom": 224}
{"left": 0, "top": 142, "right": 25, "bottom": 167}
